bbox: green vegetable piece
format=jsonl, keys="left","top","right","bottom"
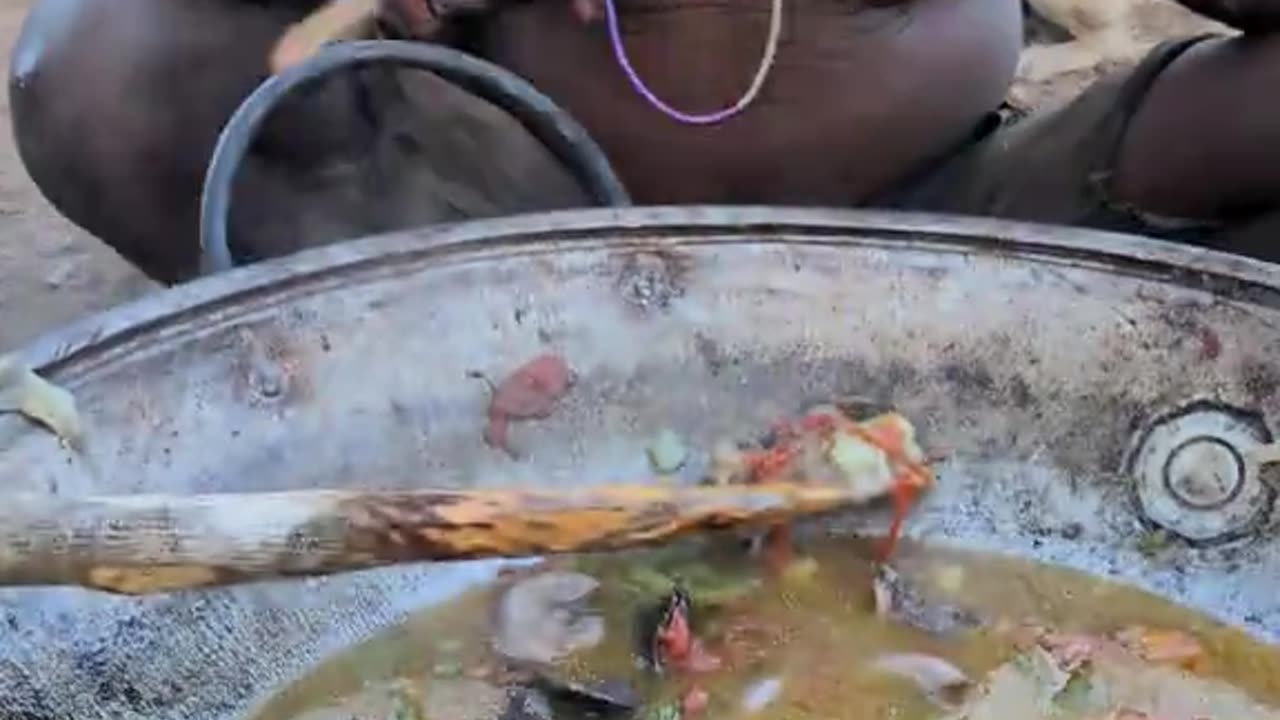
{"left": 390, "top": 697, "right": 416, "bottom": 720}
{"left": 1053, "top": 672, "right": 1095, "bottom": 714}
{"left": 688, "top": 578, "right": 759, "bottom": 607}
{"left": 389, "top": 684, "right": 427, "bottom": 720}
{"left": 627, "top": 566, "right": 677, "bottom": 595}
{"left": 646, "top": 702, "right": 682, "bottom": 720}
{"left": 432, "top": 661, "right": 463, "bottom": 678}
{"left": 670, "top": 565, "right": 713, "bottom": 587}
{"left": 781, "top": 557, "right": 820, "bottom": 587}
{"left": 662, "top": 559, "right": 759, "bottom": 607}
{"left": 1137, "top": 529, "right": 1172, "bottom": 558}
{"left": 648, "top": 429, "right": 689, "bottom": 474}
{"left": 435, "top": 638, "right": 464, "bottom": 654}
{"left": 829, "top": 433, "right": 891, "bottom": 491}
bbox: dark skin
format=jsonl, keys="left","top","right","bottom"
{"left": 9, "top": 0, "right": 589, "bottom": 282}
{"left": 466, "top": 0, "right": 1280, "bottom": 222}
{"left": 474, "top": 0, "right": 1020, "bottom": 205}
{"left": 1172, "top": 0, "right": 1280, "bottom": 32}
{"left": 382, "top": 0, "right": 1280, "bottom": 228}
{"left": 1114, "top": 23, "right": 1280, "bottom": 222}
{"left": 8, "top": 0, "right": 324, "bottom": 282}
{"left": 7, "top": 0, "right": 1280, "bottom": 284}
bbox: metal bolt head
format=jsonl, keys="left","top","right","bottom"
{"left": 1163, "top": 436, "right": 1243, "bottom": 510}
{"left": 1128, "top": 402, "right": 1274, "bottom": 543}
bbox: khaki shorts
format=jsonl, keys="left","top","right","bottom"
{"left": 877, "top": 34, "right": 1280, "bottom": 257}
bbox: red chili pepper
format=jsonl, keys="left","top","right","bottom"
{"left": 658, "top": 604, "right": 693, "bottom": 662}
{"left": 842, "top": 418, "right": 931, "bottom": 562}
{"left": 656, "top": 595, "right": 723, "bottom": 674}
{"left": 878, "top": 480, "right": 920, "bottom": 562}
{"left": 763, "top": 524, "right": 793, "bottom": 575}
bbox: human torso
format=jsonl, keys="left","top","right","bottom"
{"left": 479, "top": 0, "right": 1023, "bottom": 205}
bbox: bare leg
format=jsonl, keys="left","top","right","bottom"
{"left": 11, "top": 0, "right": 596, "bottom": 283}
{"left": 9, "top": 0, "right": 319, "bottom": 283}
{"left": 1113, "top": 35, "right": 1280, "bottom": 224}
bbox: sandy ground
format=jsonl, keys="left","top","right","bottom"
{"left": 0, "top": 0, "right": 1225, "bottom": 353}
{"left": 0, "top": 0, "right": 156, "bottom": 353}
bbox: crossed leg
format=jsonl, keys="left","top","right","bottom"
{"left": 884, "top": 29, "right": 1280, "bottom": 264}
{"left": 1112, "top": 35, "right": 1280, "bottom": 250}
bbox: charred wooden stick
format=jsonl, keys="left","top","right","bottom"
{"left": 0, "top": 483, "right": 870, "bottom": 595}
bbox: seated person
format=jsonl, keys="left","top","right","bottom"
{"left": 8, "top": 0, "right": 1279, "bottom": 284}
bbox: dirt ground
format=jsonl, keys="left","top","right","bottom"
{"left": 0, "top": 0, "right": 1225, "bottom": 353}
{"left": 0, "top": 0, "right": 155, "bottom": 353}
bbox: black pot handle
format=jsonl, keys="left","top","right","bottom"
{"left": 199, "top": 39, "right": 630, "bottom": 274}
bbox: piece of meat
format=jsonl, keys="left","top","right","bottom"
{"left": 1114, "top": 627, "right": 1203, "bottom": 669}
{"left": 481, "top": 354, "right": 573, "bottom": 456}
{"left": 872, "top": 565, "right": 981, "bottom": 636}
{"left": 870, "top": 653, "right": 971, "bottom": 708}
{"left": 682, "top": 640, "right": 724, "bottom": 673}
{"left": 1040, "top": 632, "right": 1103, "bottom": 673}
{"left": 682, "top": 686, "right": 710, "bottom": 716}
{"left": 493, "top": 571, "right": 604, "bottom": 664}
{"left": 491, "top": 354, "right": 574, "bottom": 418}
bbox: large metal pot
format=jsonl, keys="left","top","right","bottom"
{"left": 2, "top": 207, "right": 1278, "bottom": 718}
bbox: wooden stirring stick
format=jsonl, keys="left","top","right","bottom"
{"left": 0, "top": 483, "right": 867, "bottom": 595}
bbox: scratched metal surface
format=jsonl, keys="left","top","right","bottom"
{"left": 1, "top": 206, "right": 1279, "bottom": 719}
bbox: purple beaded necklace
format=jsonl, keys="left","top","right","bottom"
{"left": 601, "top": 0, "right": 783, "bottom": 125}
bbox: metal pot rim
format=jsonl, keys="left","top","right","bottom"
{"left": 19, "top": 206, "right": 1280, "bottom": 376}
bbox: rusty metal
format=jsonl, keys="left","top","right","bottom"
{"left": 3, "top": 206, "right": 1280, "bottom": 718}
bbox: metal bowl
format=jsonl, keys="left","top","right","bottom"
{"left": 2, "top": 206, "right": 1278, "bottom": 718}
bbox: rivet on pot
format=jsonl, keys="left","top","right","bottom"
{"left": 1127, "top": 402, "right": 1275, "bottom": 544}
{"left": 1163, "top": 436, "right": 1244, "bottom": 510}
